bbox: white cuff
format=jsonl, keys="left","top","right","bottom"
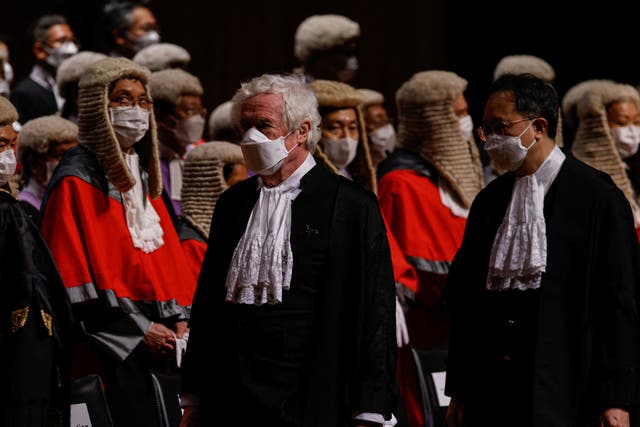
{"left": 353, "top": 412, "right": 397, "bottom": 426}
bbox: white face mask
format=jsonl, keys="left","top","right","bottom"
{"left": 484, "top": 120, "right": 537, "bottom": 172}
{"left": 44, "top": 42, "right": 78, "bottom": 69}
{"left": 345, "top": 56, "right": 359, "bottom": 71}
{"left": 0, "top": 80, "right": 9, "bottom": 98}
{"left": 321, "top": 136, "right": 358, "bottom": 170}
{"left": 240, "top": 127, "right": 298, "bottom": 176}
{"left": 174, "top": 115, "right": 205, "bottom": 148}
{"left": 368, "top": 123, "right": 397, "bottom": 159}
{"left": 3, "top": 61, "right": 13, "bottom": 84}
{"left": 109, "top": 106, "right": 150, "bottom": 148}
{"left": 611, "top": 125, "right": 640, "bottom": 159}
{"left": 459, "top": 115, "right": 474, "bottom": 141}
{"left": 0, "top": 148, "right": 17, "bottom": 185}
{"left": 132, "top": 30, "right": 161, "bottom": 53}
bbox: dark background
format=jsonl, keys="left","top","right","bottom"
{"left": 2, "top": 0, "right": 638, "bottom": 128}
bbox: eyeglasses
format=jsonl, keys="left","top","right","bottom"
{"left": 477, "top": 117, "right": 535, "bottom": 142}
{"left": 109, "top": 94, "right": 153, "bottom": 110}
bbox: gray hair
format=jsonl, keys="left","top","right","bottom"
{"left": 32, "top": 14, "right": 69, "bottom": 44}
{"left": 230, "top": 73, "right": 321, "bottom": 153}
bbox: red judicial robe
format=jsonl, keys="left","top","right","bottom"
{"left": 377, "top": 149, "right": 468, "bottom": 427}
{"left": 40, "top": 146, "right": 197, "bottom": 427}
{"left": 41, "top": 166, "right": 196, "bottom": 313}
{"left": 378, "top": 150, "right": 467, "bottom": 344}
{"left": 176, "top": 218, "right": 207, "bottom": 279}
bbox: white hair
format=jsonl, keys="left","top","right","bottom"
{"left": 231, "top": 73, "right": 321, "bottom": 152}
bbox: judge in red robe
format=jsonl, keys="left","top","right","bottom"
{"left": 377, "top": 71, "right": 484, "bottom": 427}
{"left": 40, "top": 57, "right": 196, "bottom": 427}
{"left": 177, "top": 141, "right": 247, "bottom": 277}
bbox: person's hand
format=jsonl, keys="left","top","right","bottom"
{"left": 600, "top": 408, "right": 629, "bottom": 427}
{"left": 445, "top": 397, "right": 464, "bottom": 427}
{"left": 174, "top": 320, "right": 189, "bottom": 338}
{"left": 395, "top": 295, "right": 409, "bottom": 348}
{"left": 180, "top": 406, "right": 201, "bottom": 427}
{"left": 142, "top": 322, "right": 176, "bottom": 359}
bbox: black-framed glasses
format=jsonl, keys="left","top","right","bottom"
{"left": 477, "top": 117, "right": 535, "bottom": 142}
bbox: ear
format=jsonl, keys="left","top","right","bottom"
{"left": 33, "top": 42, "right": 47, "bottom": 61}
{"left": 113, "top": 30, "right": 127, "bottom": 47}
{"left": 534, "top": 117, "right": 548, "bottom": 135}
{"left": 296, "top": 118, "right": 311, "bottom": 144}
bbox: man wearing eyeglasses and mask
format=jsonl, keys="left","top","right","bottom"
{"left": 179, "top": 73, "right": 399, "bottom": 427}
{"left": 40, "top": 57, "right": 197, "bottom": 427}
{"left": 444, "top": 73, "right": 640, "bottom": 427}
{"left": 376, "top": 70, "right": 483, "bottom": 427}
{"left": 11, "top": 14, "right": 79, "bottom": 124}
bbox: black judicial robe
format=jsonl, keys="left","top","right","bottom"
{"left": 0, "top": 190, "right": 73, "bottom": 427}
{"left": 181, "top": 163, "right": 398, "bottom": 426}
{"left": 445, "top": 156, "right": 640, "bottom": 426}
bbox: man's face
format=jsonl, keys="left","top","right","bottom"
{"left": 363, "top": 104, "right": 390, "bottom": 132}
{"left": 482, "top": 91, "right": 536, "bottom": 146}
{"left": 239, "top": 92, "right": 311, "bottom": 177}
{"left": 0, "top": 124, "right": 17, "bottom": 153}
{"left": 321, "top": 108, "right": 359, "bottom": 141}
{"left": 128, "top": 6, "right": 158, "bottom": 39}
{"left": 174, "top": 95, "right": 205, "bottom": 121}
{"left": 118, "top": 6, "right": 159, "bottom": 53}
{"left": 34, "top": 24, "right": 77, "bottom": 62}
{"left": 108, "top": 78, "right": 150, "bottom": 110}
{"left": 239, "top": 92, "right": 289, "bottom": 140}
{"left": 452, "top": 94, "right": 469, "bottom": 118}
{"left": 607, "top": 100, "right": 640, "bottom": 129}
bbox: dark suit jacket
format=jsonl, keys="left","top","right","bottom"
{"left": 181, "top": 162, "right": 398, "bottom": 426}
{"left": 445, "top": 156, "right": 640, "bottom": 426}
{"left": 10, "top": 77, "right": 57, "bottom": 124}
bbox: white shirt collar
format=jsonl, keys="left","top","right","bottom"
{"left": 257, "top": 153, "right": 316, "bottom": 199}
{"left": 532, "top": 145, "right": 565, "bottom": 195}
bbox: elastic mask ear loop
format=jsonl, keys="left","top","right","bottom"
{"left": 519, "top": 119, "right": 538, "bottom": 150}
{"left": 517, "top": 119, "right": 536, "bottom": 138}
{"left": 285, "top": 129, "right": 301, "bottom": 154}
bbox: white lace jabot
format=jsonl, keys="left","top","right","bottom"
{"left": 486, "top": 146, "right": 565, "bottom": 291}
{"left": 122, "top": 152, "right": 164, "bottom": 253}
{"left": 225, "top": 154, "right": 316, "bottom": 305}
